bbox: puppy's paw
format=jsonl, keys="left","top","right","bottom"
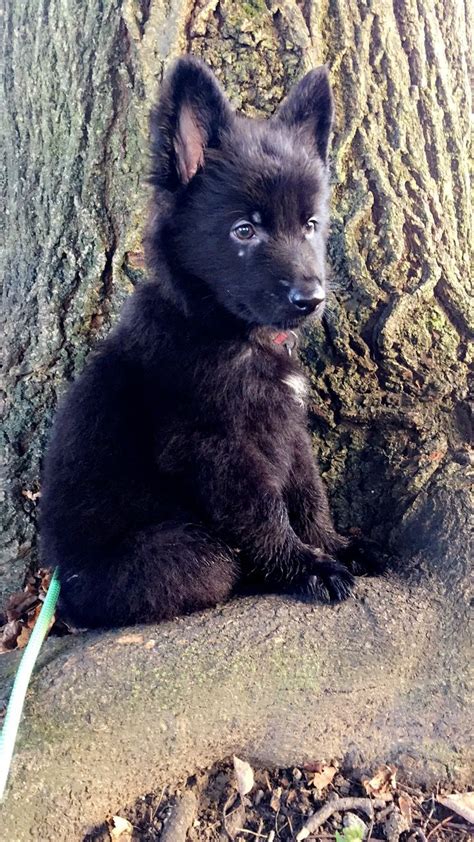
{"left": 295, "top": 558, "right": 355, "bottom": 604}
{"left": 337, "top": 537, "right": 386, "bottom": 577}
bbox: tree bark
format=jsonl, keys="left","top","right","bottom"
{"left": 1, "top": 2, "right": 472, "bottom": 836}
{"left": 2, "top": 2, "right": 471, "bottom": 598}
{"left": 0, "top": 584, "right": 472, "bottom": 839}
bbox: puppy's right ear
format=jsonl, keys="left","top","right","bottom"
{"left": 275, "top": 66, "right": 334, "bottom": 164}
{"left": 149, "top": 57, "right": 233, "bottom": 190}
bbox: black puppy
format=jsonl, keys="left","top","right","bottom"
{"left": 40, "top": 57, "right": 370, "bottom": 628}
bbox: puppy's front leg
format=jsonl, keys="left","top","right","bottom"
{"left": 287, "top": 433, "right": 383, "bottom": 577}
{"left": 286, "top": 432, "right": 347, "bottom": 555}
{"left": 194, "top": 437, "right": 354, "bottom": 603}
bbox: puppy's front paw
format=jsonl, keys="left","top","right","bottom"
{"left": 337, "top": 537, "right": 387, "bottom": 577}
{"left": 295, "top": 558, "right": 355, "bottom": 603}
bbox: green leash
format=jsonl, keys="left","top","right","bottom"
{"left": 0, "top": 568, "right": 60, "bottom": 800}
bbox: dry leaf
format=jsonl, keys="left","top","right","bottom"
{"left": 233, "top": 756, "right": 254, "bottom": 798}
{"left": 0, "top": 619, "right": 22, "bottom": 653}
{"left": 303, "top": 760, "right": 325, "bottom": 773}
{"left": 38, "top": 568, "right": 52, "bottom": 591}
{"left": 109, "top": 815, "right": 133, "bottom": 838}
{"left": 398, "top": 792, "right": 413, "bottom": 825}
{"left": 6, "top": 591, "right": 38, "bottom": 622}
{"left": 26, "top": 604, "right": 43, "bottom": 629}
{"left": 270, "top": 786, "right": 282, "bottom": 812}
{"left": 437, "top": 792, "right": 474, "bottom": 824}
{"left": 363, "top": 765, "right": 397, "bottom": 801}
{"left": 16, "top": 624, "right": 32, "bottom": 649}
{"left": 311, "top": 764, "right": 338, "bottom": 792}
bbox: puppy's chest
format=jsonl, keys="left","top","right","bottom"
{"left": 227, "top": 346, "right": 309, "bottom": 418}
{"left": 278, "top": 370, "right": 308, "bottom": 407}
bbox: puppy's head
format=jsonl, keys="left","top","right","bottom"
{"left": 149, "top": 57, "right": 334, "bottom": 329}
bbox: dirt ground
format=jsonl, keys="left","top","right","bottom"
{"left": 85, "top": 758, "right": 473, "bottom": 842}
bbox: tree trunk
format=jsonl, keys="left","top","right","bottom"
{"left": 1, "top": 1, "right": 472, "bottom": 835}
{"left": 3, "top": 1, "right": 471, "bottom": 601}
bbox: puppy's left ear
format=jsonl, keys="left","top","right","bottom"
{"left": 275, "top": 66, "right": 334, "bottom": 164}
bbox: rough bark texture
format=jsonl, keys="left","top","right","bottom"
{"left": 0, "top": 2, "right": 472, "bottom": 836}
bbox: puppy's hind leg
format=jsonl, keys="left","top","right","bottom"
{"left": 57, "top": 522, "right": 239, "bottom": 628}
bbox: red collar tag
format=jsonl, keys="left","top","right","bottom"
{"left": 273, "top": 331, "right": 290, "bottom": 346}
{"left": 272, "top": 330, "right": 297, "bottom": 356}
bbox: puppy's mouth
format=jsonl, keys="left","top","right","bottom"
{"left": 264, "top": 300, "right": 326, "bottom": 330}
{"left": 222, "top": 291, "right": 325, "bottom": 330}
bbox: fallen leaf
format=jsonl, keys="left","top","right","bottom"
{"left": 26, "top": 604, "right": 43, "bottom": 629}
{"left": 6, "top": 591, "right": 38, "bottom": 622}
{"left": 270, "top": 786, "right": 282, "bottom": 812}
{"left": 286, "top": 788, "right": 297, "bottom": 805}
{"left": 16, "top": 624, "right": 32, "bottom": 649}
{"left": 311, "top": 764, "right": 338, "bottom": 792}
{"left": 437, "top": 792, "right": 474, "bottom": 824}
{"left": 0, "top": 619, "right": 22, "bottom": 653}
{"left": 109, "top": 815, "right": 133, "bottom": 838}
{"left": 38, "top": 568, "right": 52, "bottom": 591}
{"left": 398, "top": 792, "right": 413, "bottom": 825}
{"left": 303, "top": 760, "right": 325, "bottom": 773}
{"left": 233, "top": 756, "right": 254, "bottom": 798}
{"left": 362, "top": 765, "right": 397, "bottom": 801}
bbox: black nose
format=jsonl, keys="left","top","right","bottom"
{"left": 288, "top": 285, "right": 325, "bottom": 315}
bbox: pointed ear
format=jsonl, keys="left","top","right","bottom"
{"left": 149, "top": 57, "right": 233, "bottom": 190}
{"left": 275, "top": 66, "right": 334, "bottom": 163}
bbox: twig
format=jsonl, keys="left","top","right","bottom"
{"left": 367, "top": 812, "right": 375, "bottom": 841}
{"left": 277, "top": 818, "right": 288, "bottom": 836}
{"left": 426, "top": 815, "right": 452, "bottom": 839}
{"left": 222, "top": 791, "right": 238, "bottom": 841}
{"left": 152, "top": 784, "right": 167, "bottom": 821}
{"left": 422, "top": 796, "right": 436, "bottom": 831}
{"left": 446, "top": 822, "right": 474, "bottom": 831}
{"left": 296, "top": 797, "right": 387, "bottom": 840}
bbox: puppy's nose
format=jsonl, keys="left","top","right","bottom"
{"left": 288, "top": 283, "right": 325, "bottom": 315}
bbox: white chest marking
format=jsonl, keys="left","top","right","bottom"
{"left": 282, "top": 373, "right": 308, "bottom": 406}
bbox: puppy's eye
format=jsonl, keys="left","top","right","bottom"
{"left": 304, "top": 218, "right": 318, "bottom": 236}
{"left": 232, "top": 223, "right": 256, "bottom": 241}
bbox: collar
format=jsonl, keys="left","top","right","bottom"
{"left": 271, "top": 330, "right": 298, "bottom": 357}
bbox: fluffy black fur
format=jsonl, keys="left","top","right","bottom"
{"left": 40, "top": 57, "right": 375, "bottom": 628}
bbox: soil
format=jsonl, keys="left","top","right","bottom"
{"left": 84, "top": 758, "right": 473, "bottom": 842}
